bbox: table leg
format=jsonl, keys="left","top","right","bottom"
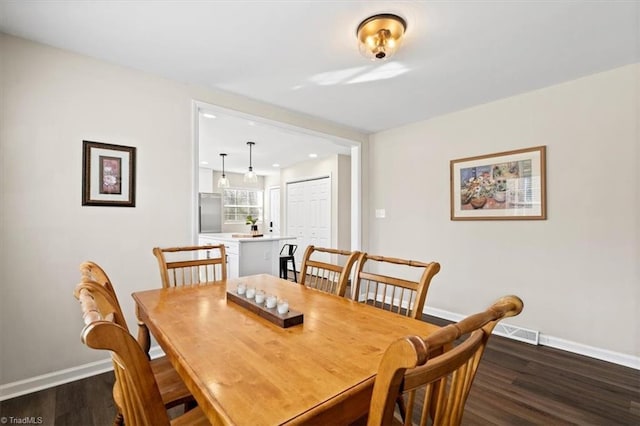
{"left": 135, "top": 303, "right": 151, "bottom": 359}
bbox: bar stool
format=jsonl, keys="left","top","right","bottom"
{"left": 279, "top": 244, "right": 298, "bottom": 282}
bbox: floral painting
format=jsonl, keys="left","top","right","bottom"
{"left": 450, "top": 146, "right": 546, "bottom": 220}
{"left": 99, "top": 156, "right": 122, "bottom": 194}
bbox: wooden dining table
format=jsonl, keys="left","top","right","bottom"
{"left": 132, "top": 274, "right": 440, "bottom": 425}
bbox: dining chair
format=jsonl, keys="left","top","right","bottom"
{"left": 279, "top": 243, "right": 298, "bottom": 282}
{"left": 367, "top": 295, "right": 524, "bottom": 426}
{"left": 352, "top": 253, "right": 441, "bottom": 320}
{"left": 75, "top": 285, "right": 209, "bottom": 426}
{"left": 77, "top": 262, "right": 195, "bottom": 425}
{"left": 299, "top": 245, "right": 360, "bottom": 296}
{"left": 152, "top": 244, "right": 227, "bottom": 288}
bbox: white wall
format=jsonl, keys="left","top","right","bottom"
{"left": 337, "top": 154, "right": 352, "bottom": 250}
{"left": 0, "top": 34, "right": 366, "bottom": 387}
{"left": 366, "top": 64, "right": 639, "bottom": 358}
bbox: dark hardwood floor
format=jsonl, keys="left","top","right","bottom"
{"left": 428, "top": 315, "right": 640, "bottom": 426}
{"left": 2, "top": 315, "right": 638, "bottom": 425}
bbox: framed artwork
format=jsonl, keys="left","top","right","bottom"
{"left": 450, "top": 146, "right": 546, "bottom": 220}
{"left": 82, "top": 140, "right": 136, "bottom": 207}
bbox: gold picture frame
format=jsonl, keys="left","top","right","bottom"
{"left": 450, "top": 146, "right": 546, "bottom": 220}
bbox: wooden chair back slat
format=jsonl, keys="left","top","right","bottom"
{"left": 298, "top": 245, "right": 360, "bottom": 296}
{"left": 153, "top": 245, "right": 227, "bottom": 288}
{"left": 304, "top": 259, "right": 344, "bottom": 274}
{"left": 359, "top": 271, "right": 421, "bottom": 291}
{"left": 78, "top": 262, "right": 129, "bottom": 330}
{"left": 353, "top": 253, "right": 441, "bottom": 319}
{"left": 367, "top": 295, "right": 524, "bottom": 426}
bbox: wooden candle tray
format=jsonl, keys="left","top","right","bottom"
{"left": 226, "top": 291, "right": 303, "bottom": 328}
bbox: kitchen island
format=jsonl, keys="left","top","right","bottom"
{"left": 199, "top": 233, "right": 297, "bottom": 279}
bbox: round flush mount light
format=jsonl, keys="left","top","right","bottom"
{"left": 356, "top": 13, "right": 407, "bottom": 61}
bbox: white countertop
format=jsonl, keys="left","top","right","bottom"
{"left": 199, "top": 233, "right": 297, "bottom": 243}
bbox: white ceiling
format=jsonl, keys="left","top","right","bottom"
{"left": 198, "top": 108, "right": 353, "bottom": 176}
{"left": 1, "top": 1, "right": 638, "bottom": 169}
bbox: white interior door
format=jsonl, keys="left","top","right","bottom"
{"left": 269, "top": 187, "right": 280, "bottom": 234}
{"left": 286, "top": 177, "right": 331, "bottom": 268}
{"left": 308, "top": 178, "right": 330, "bottom": 248}
{"left": 287, "top": 181, "right": 306, "bottom": 267}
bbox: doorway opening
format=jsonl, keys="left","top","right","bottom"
{"left": 192, "top": 100, "right": 362, "bottom": 252}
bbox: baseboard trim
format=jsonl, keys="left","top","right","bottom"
{"left": 423, "top": 306, "right": 466, "bottom": 323}
{"left": 0, "top": 359, "right": 112, "bottom": 402}
{"left": 425, "top": 306, "right": 640, "bottom": 370}
{"left": 538, "top": 334, "right": 640, "bottom": 370}
{"left": 0, "top": 346, "right": 165, "bottom": 401}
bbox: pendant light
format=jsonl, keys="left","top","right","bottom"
{"left": 217, "top": 153, "right": 229, "bottom": 188}
{"left": 244, "top": 141, "right": 258, "bottom": 183}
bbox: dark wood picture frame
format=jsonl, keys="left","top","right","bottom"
{"left": 82, "top": 140, "right": 136, "bottom": 207}
{"left": 450, "top": 146, "right": 546, "bottom": 220}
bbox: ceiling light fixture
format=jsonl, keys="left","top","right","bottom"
{"left": 356, "top": 13, "right": 406, "bottom": 61}
{"left": 217, "top": 153, "right": 229, "bottom": 188}
{"left": 244, "top": 141, "right": 258, "bottom": 184}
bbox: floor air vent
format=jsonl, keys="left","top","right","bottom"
{"left": 494, "top": 323, "right": 539, "bottom": 345}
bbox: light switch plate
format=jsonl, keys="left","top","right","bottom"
{"left": 375, "top": 209, "right": 386, "bottom": 218}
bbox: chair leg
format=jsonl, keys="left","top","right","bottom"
{"left": 291, "top": 260, "right": 298, "bottom": 283}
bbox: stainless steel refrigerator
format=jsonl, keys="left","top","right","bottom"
{"left": 199, "top": 193, "right": 222, "bottom": 233}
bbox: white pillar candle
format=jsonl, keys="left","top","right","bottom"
{"left": 265, "top": 294, "right": 277, "bottom": 308}
{"left": 245, "top": 287, "right": 256, "bottom": 299}
{"left": 277, "top": 299, "right": 289, "bottom": 315}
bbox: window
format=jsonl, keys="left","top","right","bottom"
{"left": 223, "top": 189, "right": 263, "bottom": 224}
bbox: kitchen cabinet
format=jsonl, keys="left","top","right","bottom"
{"left": 199, "top": 167, "right": 213, "bottom": 193}
{"left": 199, "top": 233, "right": 296, "bottom": 279}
